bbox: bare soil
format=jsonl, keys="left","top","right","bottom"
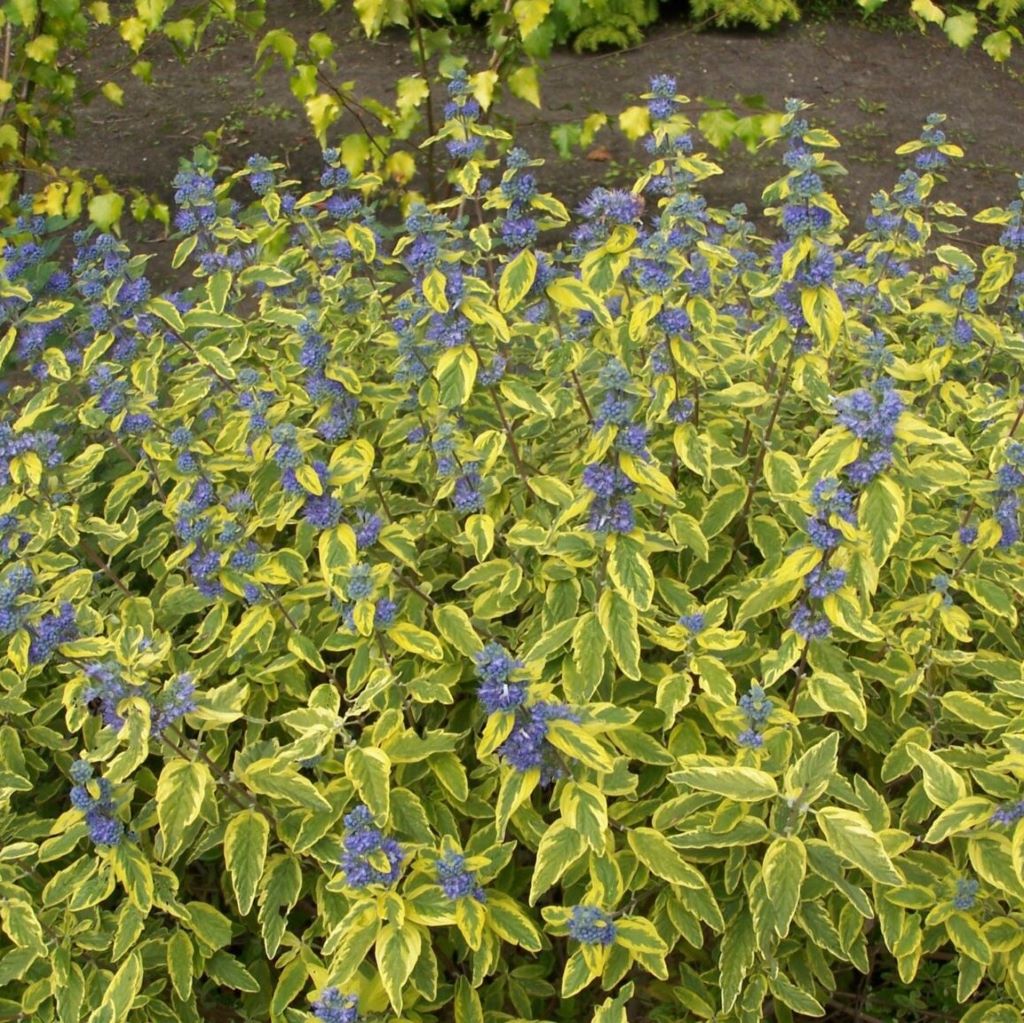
{"left": 55, "top": 5, "right": 1024, "bottom": 272}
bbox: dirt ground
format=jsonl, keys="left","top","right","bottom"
{"left": 56, "top": 4, "right": 1024, "bottom": 268}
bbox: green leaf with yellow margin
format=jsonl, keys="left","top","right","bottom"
{"left": 597, "top": 588, "right": 640, "bottom": 680}
{"left": 376, "top": 921, "right": 422, "bottom": 1011}
{"left": 435, "top": 346, "right": 478, "bottom": 409}
{"left": 530, "top": 820, "right": 586, "bottom": 904}
{"left": 607, "top": 534, "right": 654, "bottom": 611}
{"left": 387, "top": 621, "right": 444, "bottom": 661}
{"left": 628, "top": 827, "right": 705, "bottom": 889}
{"left": 815, "top": 807, "right": 903, "bottom": 885}
{"left": 498, "top": 248, "right": 537, "bottom": 312}
{"left": 346, "top": 746, "right": 391, "bottom": 819}
{"left": 762, "top": 836, "right": 806, "bottom": 938}
{"left": 224, "top": 809, "right": 269, "bottom": 916}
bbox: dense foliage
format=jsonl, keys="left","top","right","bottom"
{"left": 3, "top": 76, "right": 1024, "bottom": 1023}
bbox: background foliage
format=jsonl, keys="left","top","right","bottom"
{"left": 2, "top": 71, "right": 1024, "bottom": 1023}
{"left": 2, "top": 0, "right": 1023, "bottom": 226}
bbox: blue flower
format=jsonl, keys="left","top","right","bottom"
{"left": 790, "top": 601, "right": 831, "bottom": 641}
{"left": 737, "top": 729, "right": 765, "bottom": 749}
{"left": 436, "top": 851, "right": 485, "bottom": 901}
{"left": 340, "top": 804, "right": 403, "bottom": 888}
{"left": 475, "top": 642, "right": 527, "bottom": 713}
{"left": 952, "top": 878, "right": 979, "bottom": 911}
{"left": 567, "top": 905, "right": 616, "bottom": 946}
{"left": 679, "top": 612, "right": 706, "bottom": 634}
{"left": 498, "top": 702, "right": 581, "bottom": 784}
{"left": 312, "top": 988, "right": 360, "bottom": 1023}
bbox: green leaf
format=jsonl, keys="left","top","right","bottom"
{"left": 270, "top": 956, "right": 307, "bottom": 1020}
{"left": 387, "top": 621, "right": 445, "bottom": 661}
{"left": 800, "top": 286, "right": 844, "bottom": 348}
{"left": 486, "top": 891, "right": 543, "bottom": 951}
{"left": 498, "top": 248, "right": 538, "bottom": 312}
{"left": 701, "top": 483, "right": 746, "bottom": 538}
{"left": 924, "top": 797, "right": 995, "bottom": 844}
{"left": 454, "top": 976, "right": 483, "bottom": 1023}
{"left": 346, "top": 746, "right": 391, "bottom": 819}
{"left": 762, "top": 836, "right": 806, "bottom": 938}
{"left": 608, "top": 534, "right": 655, "bottom": 611}
{"left": 166, "top": 930, "right": 194, "bottom": 1000}
{"left": 156, "top": 759, "right": 209, "bottom": 858}
{"left": 769, "top": 973, "right": 825, "bottom": 1017}
{"left": 87, "top": 950, "right": 141, "bottom": 1023}
{"left": 628, "top": 827, "right": 705, "bottom": 888}
{"left": 113, "top": 841, "right": 154, "bottom": 914}
{"left": 561, "top": 947, "right": 597, "bottom": 997}
{"left": 668, "top": 765, "right": 779, "bottom": 802}
{"left": 907, "top": 744, "right": 967, "bottom": 808}
{"left": 530, "top": 820, "right": 586, "bottom": 904}
{"left": 432, "top": 604, "right": 482, "bottom": 657}
{"left": 859, "top": 475, "right": 905, "bottom": 569}
{"left": 0, "top": 899, "right": 45, "bottom": 953}
{"left": 946, "top": 911, "right": 991, "bottom": 964}
{"left": 597, "top": 588, "right": 640, "bottom": 680}
{"left": 669, "top": 512, "right": 709, "bottom": 561}
{"left": 815, "top": 807, "right": 903, "bottom": 885}
{"left": 546, "top": 276, "right": 611, "bottom": 328}
{"left": 545, "top": 718, "right": 613, "bottom": 772}
{"left": 376, "top": 921, "right": 422, "bottom": 1011}
{"left": 240, "top": 758, "right": 332, "bottom": 813}
{"left": 423, "top": 267, "right": 449, "bottom": 313}
{"left": 495, "top": 767, "right": 539, "bottom": 839}
{"left": 225, "top": 809, "right": 270, "bottom": 916}
{"left": 807, "top": 672, "right": 867, "bottom": 731}
{"left": 614, "top": 916, "right": 668, "bottom": 954}
{"left": 982, "top": 29, "right": 1013, "bottom": 61}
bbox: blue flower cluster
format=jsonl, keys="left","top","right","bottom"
{"left": 0, "top": 420, "right": 65, "bottom": 487}
{"left": 833, "top": 377, "right": 904, "bottom": 485}
{"left": 338, "top": 596, "right": 398, "bottom": 633}
{"left": 499, "top": 147, "right": 539, "bottom": 251}
{"left": 69, "top": 760, "right": 124, "bottom": 847}
{"left": 340, "top": 804, "right": 404, "bottom": 889}
{"left": 436, "top": 851, "right": 485, "bottom": 902}
{"left": 475, "top": 642, "right": 527, "bottom": 713}
{"left": 990, "top": 798, "right": 1024, "bottom": 827}
{"left": 678, "top": 611, "right": 706, "bottom": 634}
{"left": 443, "top": 70, "right": 484, "bottom": 161}
{"left": 737, "top": 684, "right": 772, "bottom": 748}
{"left": 0, "top": 565, "right": 34, "bottom": 636}
{"left": 567, "top": 905, "right": 616, "bottom": 946}
{"left": 311, "top": 988, "right": 360, "bottom": 1023}
{"left": 992, "top": 441, "right": 1024, "bottom": 547}
{"left": 914, "top": 113, "right": 951, "bottom": 172}
{"left": 82, "top": 661, "right": 196, "bottom": 736}
{"left": 498, "top": 702, "right": 580, "bottom": 785}
{"left": 790, "top": 562, "right": 847, "bottom": 640}
{"left": 28, "top": 602, "right": 78, "bottom": 665}
{"left": 952, "top": 877, "right": 979, "bottom": 911}
{"left": 582, "top": 461, "right": 637, "bottom": 535}
{"left": 573, "top": 187, "right": 644, "bottom": 252}
{"left": 806, "top": 478, "right": 857, "bottom": 551}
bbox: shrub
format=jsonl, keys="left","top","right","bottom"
{"left": 2, "top": 77, "right": 1024, "bottom": 1023}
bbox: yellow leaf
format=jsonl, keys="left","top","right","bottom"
{"left": 25, "top": 34, "right": 59, "bottom": 63}
{"left": 102, "top": 81, "right": 125, "bottom": 106}
{"left": 305, "top": 93, "right": 340, "bottom": 145}
{"left": 470, "top": 70, "right": 498, "bottom": 111}
{"left": 119, "top": 16, "right": 147, "bottom": 52}
{"left": 385, "top": 150, "right": 415, "bottom": 185}
{"left": 618, "top": 105, "right": 651, "bottom": 141}
{"left": 508, "top": 65, "right": 540, "bottom": 108}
